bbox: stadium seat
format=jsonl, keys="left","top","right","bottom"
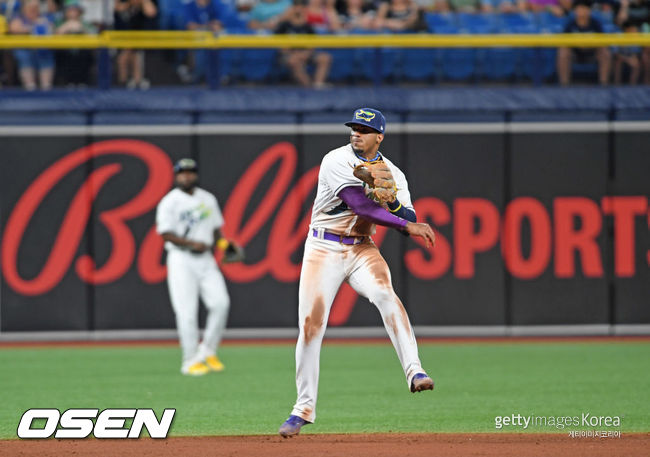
{"left": 239, "top": 49, "right": 277, "bottom": 82}
{"left": 424, "top": 12, "right": 457, "bottom": 32}
{"left": 434, "top": 19, "right": 478, "bottom": 81}
{"left": 536, "top": 11, "right": 567, "bottom": 33}
{"left": 216, "top": 49, "right": 238, "bottom": 82}
{"left": 498, "top": 12, "right": 536, "bottom": 33}
{"left": 441, "top": 48, "right": 476, "bottom": 81}
{"left": 520, "top": 48, "right": 557, "bottom": 83}
{"left": 221, "top": 11, "right": 249, "bottom": 32}
{"left": 457, "top": 12, "right": 498, "bottom": 34}
{"left": 495, "top": 19, "right": 539, "bottom": 82}
{"left": 326, "top": 49, "right": 357, "bottom": 82}
{"left": 402, "top": 49, "right": 438, "bottom": 81}
{"left": 356, "top": 48, "right": 402, "bottom": 83}
{"left": 572, "top": 61, "right": 599, "bottom": 82}
{"left": 480, "top": 47, "right": 517, "bottom": 81}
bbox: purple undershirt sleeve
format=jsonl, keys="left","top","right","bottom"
{"left": 338, "top": 186, "right": 408, "bottom": 230}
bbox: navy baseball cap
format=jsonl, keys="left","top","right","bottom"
{"left": 174, "top": 158, "right": 198, "bottom": 173}
{"left": 344, "top": 108, "right": 386, "bottom": 134}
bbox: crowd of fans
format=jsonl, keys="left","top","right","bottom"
{"left": 0, "top": 0, "right": 649, "bottom": 89}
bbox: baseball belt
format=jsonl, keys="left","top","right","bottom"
{"left": 312, "top": 229, "right": 367, "bottom": 245}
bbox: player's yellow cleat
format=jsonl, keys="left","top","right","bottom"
{"left": 184, "top": 362, "right": 209, "bottom": 376}
{"left": 205, "top": 355, "right": 225, "bottom": 372}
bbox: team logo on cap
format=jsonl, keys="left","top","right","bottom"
{"left": 355, "top": 110, "right": 376, "bottom": 122}
{"left": 174, "top": 158, "right": 198, "bottom": 173}
{"left": 177, "top": 158, "right": 196, "bottom": 169}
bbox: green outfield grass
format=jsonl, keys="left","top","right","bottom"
{"left": 0, "top": 341, "right": 648, "bottom": 438}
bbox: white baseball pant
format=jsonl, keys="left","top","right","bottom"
{"left": 291, "top": 235, "right": 425, "bottom": 423}
{"left": 166, "top": 249, "right": 230, "bottom": 371}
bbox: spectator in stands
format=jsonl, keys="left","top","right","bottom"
{"left": 338, "top": 0, "right": 377, "bottom": 30}
{"left": 0, "top": 0, "right": 20, "bottom": 87}
{"left": 183, "top": 0, "right": 224, "bottom": 84}
{"left": 433, "top": 0, "right": 481, "bottom": 13}
{"left": 79, "top": 0, "right": 113, "bottom": 29}
{"left": 114, "top": 0, "right": 158, "bottom": 89}
{"left": 527, "top": 0, "right": 571, "bottom": 16}
{"left": 556, "top": 1, "right": 611, "bottom": 85}
{"left": 305, "top": 0, "right": 341, "bottom": 32}
{"left": 275, "top": 1, "right": 332, "bottom": 87}
{"left": 56, "top": 0, "right": 97, "bottom": 87}
{"left": 9, "top": 0, "right": 56, "bottom": 90}
{"left": 1, "top": 0, "right": 21, "bottom": 20}
{"left": 614, "top": 0, "right": 650, "bottom": 83}
{"left": 481, "top": 0, "right": 527, "bottom": 13}
{"left": 615, "top": 0, "right": 650, "bottom": 26}
{"left": 592, "top": 0, "right": 617, "bottom": 14}
{"left": 234, "top": 0, "right": 256, "bottom": 12}
{"left": 185, "top": 0, "right": 224, "bottom": 32}
{"left": 248, "top": 0, "right": 292, "bottom": 31}
{"left": 375, "top": 0, "right": 420, "bottom": 31}
{"left": 613, "top": 20, "right": 642, "bottom": 84}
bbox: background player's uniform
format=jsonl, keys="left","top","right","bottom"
{"left": 290, "top": 144, "right": 426, "bottom": 423}
{"left": 156, "top": 187, "right": 230, "bottom": 373}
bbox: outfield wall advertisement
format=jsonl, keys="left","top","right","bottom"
{"left": 1, "top": 126, "right": 648, "bottom": 331}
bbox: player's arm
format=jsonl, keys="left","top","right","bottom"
{"left": 338, "top": 186, "right": 435, "bottom": 247}
{"left": 385, "top": 164, "right": 416, "bottom": 223}
{"left": 160, "top": 232, "right": 210, "bottom": 253}
{"left": 386, "top": 199, "right": 416, "bottom": 223}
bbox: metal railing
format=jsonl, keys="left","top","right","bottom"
{"left": 1, "top": 31, "right": 648, "bottom": 88}
{"left": 1, "top": 31, "right": 650, "bottom": 48}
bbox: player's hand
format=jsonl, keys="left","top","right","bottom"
{"left": 187, "top": 241, "right": 210, "bottom": 253}
{"left": 405, "top": 222, "right": 436, "bottom": 248}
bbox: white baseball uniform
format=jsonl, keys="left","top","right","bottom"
{"left": 156, "top": 187, "right": 230, "bottom": 373}
{"left": 290, "top": 144, "right": 426, "bottom": 423}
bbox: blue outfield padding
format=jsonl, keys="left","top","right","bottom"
{"left": 510, "top": 110, "right": 609, "bottom": 122}
{"left": 0, "top": 88, "right": 649, "bottom": 118}
{"left": 302, "top": 112, "right": 352, "bottom": 123}
{"left": 406, "top": 111, "right": 506, "bottom": 123}
{"left": 93, "top": 112, "right": 194, "bottom": 125}
{"left": 0, "top": 112, "right": 87, "bottom": 125}
{"left": 198, "top": 112, "right": 297, "bottom": 124}
{"left": 613, "top": 109, "right": 650, "bottom": 121}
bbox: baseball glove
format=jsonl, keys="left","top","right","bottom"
{"left": 353, "top": 162, "right": 397, "bottom": 204}
{"left": 222, "top": 242, "right": 245, "bottom": 264}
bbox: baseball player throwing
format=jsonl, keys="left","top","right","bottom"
{"left": 279, "top": 108, "right": 435, "bottom": 437}
{"left": 156, "top": 158, "right": 240, "bottom": 376}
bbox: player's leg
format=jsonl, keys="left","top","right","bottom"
{"left": 290, "top": 239, "right": 345, "bottom": 424}
{"left": 166, "top": 251, "right": 202, "bottom": 374}
{"left": 197, "top": 258, "right": 230, "bottom": 371}
{"left": 346, "top": 242, "right": 433, "bottom": 391}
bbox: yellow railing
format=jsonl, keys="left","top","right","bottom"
{"left": 0, "top": 31, "right": 649, "bottom": 49}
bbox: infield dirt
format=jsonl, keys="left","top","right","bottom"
{"left": 1, "top": 433, "right": 648, "bottom": 457}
